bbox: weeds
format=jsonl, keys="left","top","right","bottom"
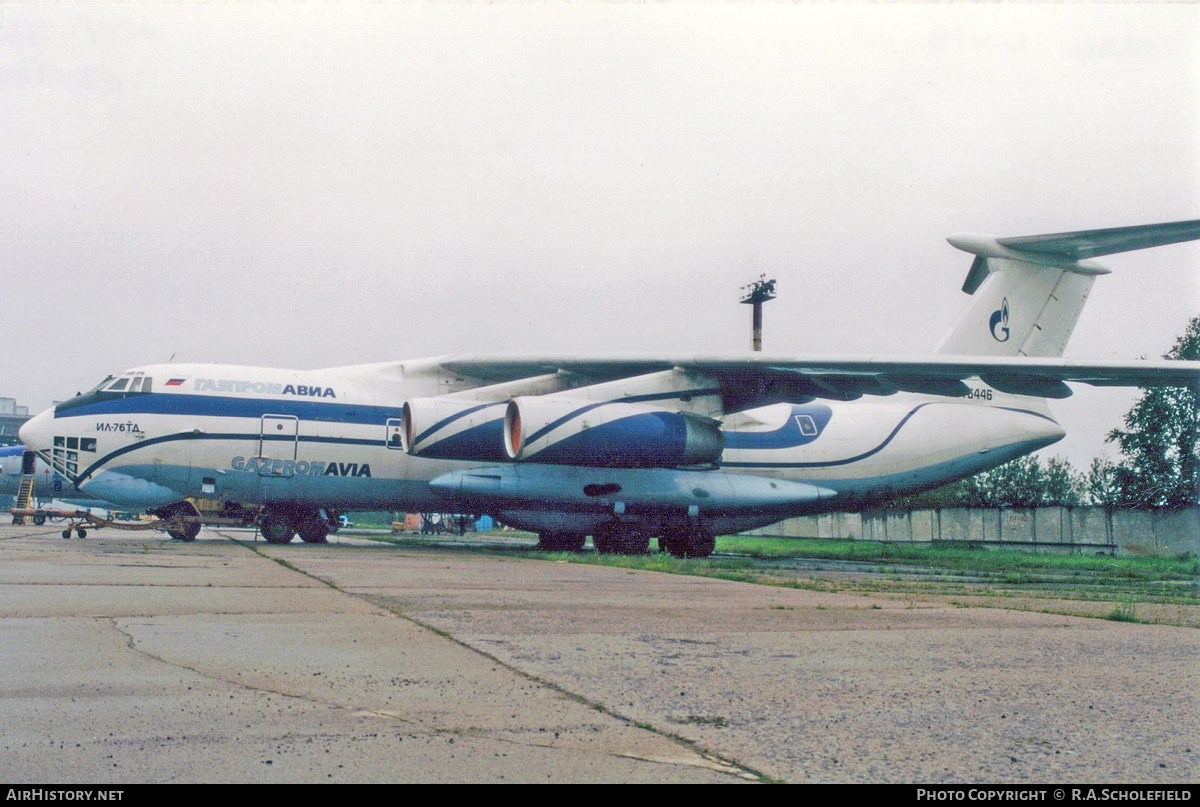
{"left": 1106, "top": 597, "right": 1140, "bottom": 623}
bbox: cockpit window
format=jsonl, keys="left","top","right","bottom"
{"left": 56, "top": 373, "right": 155, "bottom": 414}
{"left": 79, "top": 376, "right": 114, "bottom": 398}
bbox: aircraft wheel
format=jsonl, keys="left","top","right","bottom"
{"left": 664, "top": 538, "right": 686, "bottom": 558}
{"left": 688, "top": 531, "right": 715, "bottom": 558}
{"left": 167, "top": 521, "right": 200, "bottom": 541}
{"left": 297, "top": 518, "right": 329, "bottom": 544}
{"left": 161, "top": 501, "right": 201, "bottom": 541}
{"left": 621, "top": 531, "right": 651, "bottom": 555}
{"left": 167, "top": 505, "right": 201, "bottom": 541}
{"left": 591, "top": 525, "right": 618, "bottom": 554}
{"left": 593, "top": 524, "right": 650, "bottom": 555}
{"left": 260, "top": 513, "right": 296, "bottom": 544}
{"left": 662, "top": 527, "right": 714, "bottom": 559}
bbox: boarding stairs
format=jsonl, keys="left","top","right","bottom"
{"left": 11, "top": 472, "right": 35, "bottom": 525}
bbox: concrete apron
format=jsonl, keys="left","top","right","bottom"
{"left": 0, "top": 526, "right": 1196, "bottom": 783}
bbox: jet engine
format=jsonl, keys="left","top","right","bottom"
{"left": 503, "top": 396, "right": 724, "bottom": 468}
{"left": 400, "top": 398, "right": 508, "bottom": 462}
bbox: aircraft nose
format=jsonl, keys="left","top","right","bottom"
{"left": 19, "top": 406, "right": 56, "bottom": 452}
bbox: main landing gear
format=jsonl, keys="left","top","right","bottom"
{"left": 591, "top": 522, "right": 652, "bottom": 555}
{"left": 535, "top": 521, "right": 716, "bottom": 558}
{"left": 657, "top": 521, "right": 716, "bottom": 559}
{"left": 258, "top": 506, "right": 335, "bottom": 545}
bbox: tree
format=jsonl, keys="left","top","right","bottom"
{"left": 1105, "top": 315, "right": 1200, "bottom": 508}
{"left": 979, "top": 455, "right": 1048, "bottom": 507}
{"left": 891, "top": 454, "right": 1083, "bottom": 509}
{"left": 1084, "top": 457, "right": 1122, "bottom": 507}
{"left": 1042, "top": 455, "right": 1084, "bottom": 506}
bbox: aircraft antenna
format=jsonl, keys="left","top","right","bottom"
{"left": 739, "top": 275, "right": 776, "bottom": 352}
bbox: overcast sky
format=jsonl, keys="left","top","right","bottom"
{"left": 2, "top": 1, "right": 1197, "bottom": 469}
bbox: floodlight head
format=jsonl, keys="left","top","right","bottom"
{"left": 740, "top": 277, "right": 777, "bottom": 305}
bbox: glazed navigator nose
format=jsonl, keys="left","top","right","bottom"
{"left": 18, "top": 406, "right": 55, "bottom": 453}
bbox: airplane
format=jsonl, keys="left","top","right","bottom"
{"left": 0, "top": 444, "right": 116, "bottom": 524}
{"left": 18, "top": 220, "right": 1200, "bottom": 556}
{"left": 0, "top": 444, "right": 69, "bottom": 500}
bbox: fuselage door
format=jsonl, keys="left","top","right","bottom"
{"left": 259, "top": 415, "right": 299, "bottom": 477}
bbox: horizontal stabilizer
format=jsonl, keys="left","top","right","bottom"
{"left": 942, "top": 218, "right": 1199, "bottom": 358}
{"left": 996, "top": 219, "right": 1200, "bottom": 260}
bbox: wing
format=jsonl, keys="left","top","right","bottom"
{"left": 396, "top": 352, "right": 1196, "bottom": 468}
{"left": 436, "top": 353, "right": 1200, "bottom": 408}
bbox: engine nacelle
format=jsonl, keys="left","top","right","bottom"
{"left": 503, "top": 397, "right": 724, "bottom": 468}
{"left": 400, "top": 398, "right": 509, "bottom": 462}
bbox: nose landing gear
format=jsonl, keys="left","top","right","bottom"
{"left": 163, "top": 501, "right": 202, "bottom": 542}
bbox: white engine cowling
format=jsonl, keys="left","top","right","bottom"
{"left": 503, "top": 396, "right": 724, "bottom": 468}
{"left": 400, "top": 398, "right": 509, "bottom": 462}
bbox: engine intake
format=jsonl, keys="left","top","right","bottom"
{"left": 504, "top": 397, "right": 724, "bottom": 468}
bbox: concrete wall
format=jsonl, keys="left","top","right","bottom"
{"left": 749, "top": 506, "right": 1199, "bottom": 555}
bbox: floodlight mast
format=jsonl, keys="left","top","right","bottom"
{"left": 739, "top": 275, "right": 776, "bottom": 352}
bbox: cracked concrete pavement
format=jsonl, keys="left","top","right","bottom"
{"left": 0, "top": 526, "right": 1196, "bottom": 783}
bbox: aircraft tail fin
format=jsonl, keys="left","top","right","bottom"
{"left": 934, "top": 219, "right": 1200, "bottom": 358}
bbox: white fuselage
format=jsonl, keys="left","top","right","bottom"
{"left": 19, "top": 358, "right": 1066, "bottom": 529}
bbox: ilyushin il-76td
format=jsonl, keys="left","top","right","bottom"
{"left": 20, "top": 220, "right": 1200, "bottom": 556}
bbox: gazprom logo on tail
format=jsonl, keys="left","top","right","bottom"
{"left": 989, "top": 298, "right": 1011, "bottom": 342}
